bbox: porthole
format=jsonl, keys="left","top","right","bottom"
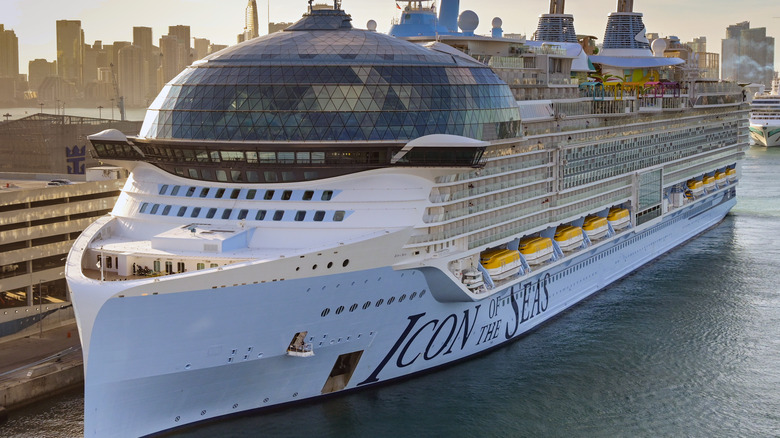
{"left": 327, "top": 262, "right": 333, "bottom": 269}
{"left": 362, "top": 301, "right": 371, "bottom": 310}
{"left": 399, "top": 294, "right": 406, "bottom": 302}
{"left": 420, "top": 289, "right": 426, "bottom": 298}
{"left": 375, "top": 299, "right": 384, "bottom": 307}
{"left": 410, "top": 292, "right": 417, "bottom": 300}
{"left": 387, "top": 297, "right": 395, "bottom": 305}
{"left": 349, "top": 303, "right": 358, "bottom": 312}
{"left": 312, "top": 264, "right": 318, "bottom": 270}
{"left": 295, "top": 267, "right": 300, "bottom": 271}
{"left": 342, "top": 259, "right": 349, "bottom": 267}
{"left": 335, "top": 305, "right": 344, "bottom": 314}
{"left": 321, "top": 308, "right": 330, "bottom": 317}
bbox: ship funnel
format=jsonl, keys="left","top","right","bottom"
{"left": 439, "top": 0, "right": 460, "bottom": 32}
{"left": 533, "top": 0, "right": 576, "bottom": 42}
{"left": 600, "top": 2, "right": 651, "bottom": 55}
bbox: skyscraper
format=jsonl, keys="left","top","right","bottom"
{"left": 28, "top": 59, "right": 58, "bottom": 92}
{"left": 722, "top": 21, "right": 775, "bottom": 88}
{"left": 133, "top": 27, "right": 157, "bottom": 99}
{"left": 0, "top": 24, "right": 19, "bottom": 79}
{"left": 118, "top": 44, "right": 146, "bottom": 107}
{"left": 56, "top": 20, "right": 83, "bottom": 88}
{"left": 238, "top": 0, "right": 260, "bottom": 42}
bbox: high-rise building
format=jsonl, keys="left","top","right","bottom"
{"left": 56, "top": 20, "right": 83, "bottom": 88}
{"left": 238, "top": 0, "right": 260, "bottom": 42}
{"left": 158, "top": 34, "right": 185, "bottom": 89}
{"left": 28, "top": 59, "right": 58, "bottom": 92}
{"left": 193, "top": 38, "right": 211, "bottom": 60}
{"left": 0, "top": 24, "right": 20, "bottom": 79}
{"left": 133, "top": 27, "right": 158, "bottom": 99}
{"left": 118, "top": 45, "right": 146, "bottom": 107}
{"left": 84, "top": 41, "right": 109, "bottom": 85}
{"left": 168, "top": 25, "right": 192, "bottom": 53}
{"left": 722, "top": 21, "right": 775, "bottom": 88}
{"left": 269, "top": 22, "right": 293, "bottom": 34}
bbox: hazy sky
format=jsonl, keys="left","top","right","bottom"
{"left": 3, "top": 0, "right": 779, "bottom": 75}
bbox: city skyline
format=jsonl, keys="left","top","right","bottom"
{"left": 2, "top": 0, "right": 779, "bottom": 76}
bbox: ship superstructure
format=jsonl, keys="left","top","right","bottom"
{"left": 67, "top": 1, "right": 748, "bottom": 436}
{"left": 750, "top": 73, "right": 780, "bottom": 147}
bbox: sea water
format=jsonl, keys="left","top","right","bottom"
{"left": 3, "top": 147, "right": 779, "bottom": 437}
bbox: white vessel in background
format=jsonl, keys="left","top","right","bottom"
{"left": 67, "top": 0, "right": 748, "bottom": 436}
{"left": 750, "top": 73, "right": 780, "bottom": 147}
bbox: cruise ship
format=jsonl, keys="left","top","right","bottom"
{"left": 749, "top": 73, "right": 780, "bottom": 147}
{"left": 67, "top": 0, "right": 748, "bottom": 436}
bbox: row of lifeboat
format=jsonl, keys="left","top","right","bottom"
{"left": 686, "top": 168, "right": 736, "bottom": 198}
{"left": 465, "top": 207, "right": 630, "bottom": 292}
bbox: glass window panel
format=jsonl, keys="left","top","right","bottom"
{"left": 177, "top": 206, "right": 187, "bottom": 217}
{"left": 191, "top": 207, "right": 201, "bottom": 217}
{"left": 247, "top": 189, "right": 257, "bottom": 199}
{"left": 273, "top": 210, "right": 284, "bottom": 221}
{"left": 255, "top": 210, "right": 266, "bottom": 220}
{"left": 222, "top": 209, "right": 233, "bottom": 219}
{"left": 216, "top": 170, "right": 228, "bottom": 182}
{"left": 206, "top": 208, "right": 217, "bottom": 218}
{"left": 238, "top": 209, "right": 248, "bottom": 220}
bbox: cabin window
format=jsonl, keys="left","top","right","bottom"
{"left": 333, "top": 211, "right": 345, "bottom": 222}
{"left": 191, "top": 207, "right": 201, "bottom": 218}
{"left": 238, "top": 209, "right": 248, "bottom": 220}
{"left": 264, "top": 190, "right": 275, "bottom": 200}
{"left": 177, "top": 206, "right": 187, "bottom": 217}
{"left": 210, "top": 263, "right": 218, "bottom": 268}
{"left": 199, "top": 188, "right": 209, "bottom": 198}
{"left": 273, "top": 210, "right": 284, "bottom": 221}
{"left": 246, "top": 189, "right": 257, "bottom": 200}
{"left": 216, "top": 170, "right": 228, "bottom": 182}
{"left": 177, "top": 262, "right": 185, "bottom": 273}
{"left": 255, "top": 210, "right": 267, "bottom": 220}
{"left": 282, "top": 190, "right": 292, "bottom": 200}
{"left": 230, "top": 189, "right": 241, "bottom": 199}
{"left": 186, "top": 186, "right": 196, "bottom": 197}
{"left": 302, "top": 191, "right": 313, "bottom": 201}
{"left": 313, "top": 211, "right": 325, "bottom": 221}
{"left": 197, "top": 263, "right": 205, "bottom": 270}
{"left": 206, "top": 208, "right": 217, "bottom": 219}
{"left": 150, "top": 204, "right": 160, "bottom": 214}
{"left": 170, "top": 186, "right": 180, "bottom": 196}
{"left": 215, "top": 188, "right": 225, "bottom": 198}
{"left": 321, "top": 190, "right": 333, "bottom": 201}
{"left": 139, "top": 202, "right": 149, "bottom": 213}
{"left": 159, "top": 184, "right": 169, "bottom": 195}
{"left": 165, "top": 261, "right": 173, "bottom": 274}
{"left": 295, "top": 211, "right": 306, "bottom": 221}
{"left": 162, "top": 205, "right": 171, "bottom": 215}
{"left": 222, "top": 209, "right": 233, "bottom": 219}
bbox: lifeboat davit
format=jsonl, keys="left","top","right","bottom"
{"left": 519, "top": 237, "right": 553, "bottom": 265}
{"left": 583, "top": 216, "right": 609, "bottom": 241}
{"left": 480, "top": 249, "right": 522, "bottom": 280}
{"left": 554, "top": 225, "right": 585, "bottom": 252}
{"left": 608, "top": 207, "right": 630, "bottom": 230}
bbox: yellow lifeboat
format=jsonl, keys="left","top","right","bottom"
{"left": 608, "top": 207, "right": 630, "bottom": 230}
{"left": 554, "top": 225, "right": 584, "bottom": 252}
{"left": 703, "top": 175, "right": 715, "bottom": 190}
{"left": 726, "top": 167, "right": 737, "bottom": 182}
{"left": 480, "top": 249, "right": 522, "bottom": 280}
{"left": 715, "top": 171, "right": 727, "bottom": 186}
{"left": 519, "top": 237, "right": 553, "bottom": 265}
{"left": 686, "top": 179, "right": 704, "bottom": 196}
{"left": 583, "top": 216, "right": 609, "bottom": 241}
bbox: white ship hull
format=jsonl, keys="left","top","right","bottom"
{"left": 72, "top": 189, "right": 736, "bottom": 437}
{"left": 749, "top": 122, "right": 780, "bottom": 147}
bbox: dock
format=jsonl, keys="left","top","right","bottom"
{"left": 0, "top": 321, "right": 83, "bottom": 423}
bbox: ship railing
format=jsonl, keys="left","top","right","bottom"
{"left": 428, "top": 174, "right": 550, "bottom": 204}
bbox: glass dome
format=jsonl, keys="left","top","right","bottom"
{"left": 139, "top": 8, "right": 521, "bottom": 143}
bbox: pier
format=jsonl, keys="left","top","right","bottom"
{"left": 0, "top": 321, "right": 82, "bottom": 424}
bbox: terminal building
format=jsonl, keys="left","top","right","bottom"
{"left": 0, "top": 113, "right": 139, "bottom": 338}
